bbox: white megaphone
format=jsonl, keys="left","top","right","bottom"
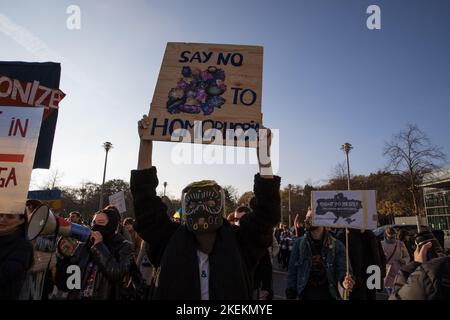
{"left": 27, "top": 205, "right": 91, "bottom": 242}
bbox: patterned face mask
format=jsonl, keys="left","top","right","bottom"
{"left": 182, "top": 181, "right": 225, "bottom": 234}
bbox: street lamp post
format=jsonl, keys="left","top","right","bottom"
{"left": 388, "top": 201, "right": 395, "bottom": 225}
{"left": 341, "top": 143, "right": 353, "bottom": 191}
{"left": 163, "top": 182, "right": 167, "bottom": 197}
{"left": 99, "top": 142, "right": 113, "bottom": 210}
{"left": 288, "top": 184, "right": 292, "bottom": 229}
{"left": 80, "top": 187, "right": 86, "bottom": 221}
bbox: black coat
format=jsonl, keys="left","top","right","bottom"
{"left": 390, "top": 256, "right": 450, "bottom": 300}
{"left": 61, "top": 234, "right": 133, "bottom": 300}
{"left": 254, "top": 250, "right": 273, "bottom": 299}
{"left": 334, "top": 229, "right": 386, "bottom": 300}
{"left": 0, "top": 228, "right": 33, "bottom": 300}
{"left": 131, "top": 167, "right": 281, "bottom": 300}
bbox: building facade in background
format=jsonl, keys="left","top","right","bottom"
{"left": 422, "top": 168, "right": 450, "bottom": 235}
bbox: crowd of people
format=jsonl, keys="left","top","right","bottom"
{"left": 0, "top": 201, "right": 151, "bottom": 300}
{"left": 1, "top": 117, "right": 449, "bottom": 300}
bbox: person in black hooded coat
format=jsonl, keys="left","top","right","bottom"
{"left": 131, "top": 115, "right": 280, "bottom": 300}
{"left": 333, "top": 228, "right": 386, "bottom": 300}
{"left": 55, "top": 206, "right": 135, "bottom": 300}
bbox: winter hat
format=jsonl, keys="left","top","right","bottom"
{"left": 103, "top": 205, "right": 120, "bottom": 229}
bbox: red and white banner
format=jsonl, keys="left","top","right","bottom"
{"left": 0, "top": 106, "right": 43, "bottom": 214}
{"left": 0, "top": 74, "right": 64, "bottom": 119}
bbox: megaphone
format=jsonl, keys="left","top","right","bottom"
{"left": 27, "top": 205, "right": 91, "bottom": 242}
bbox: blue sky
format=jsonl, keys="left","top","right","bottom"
{"left": 1, "top": 0, "right": 449, "bottom": 198}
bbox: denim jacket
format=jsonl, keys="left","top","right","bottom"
{"left": 286, "top": 231, "right": 349, "bottom": 299}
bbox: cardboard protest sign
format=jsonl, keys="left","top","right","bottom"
{"left": 0, "top": 62, "right": 65, "bottom": 169}
{"left": 311, "top": 190, "right": 378, "bottom": 230}
{"left": 146, "top": 42, "right": 263, "bottom": 146}
{"left": 0, "top": 106, "right": 44, "bottom": 214}
{"left": 109, "top": 191, "right": 127, "bottom": 214}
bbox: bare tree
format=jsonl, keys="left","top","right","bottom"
{"left": 323, "top": 162, "right": 349, "bottom": 190}
{"left": 42, "top": 168, "right": 64, "bottom": 189}
{"left": 383, "top": 124, "right": 446, "bottom": 230}
{"left": 329, "top": 162, "right": 347, "bottom": 180}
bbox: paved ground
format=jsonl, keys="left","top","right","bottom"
{"left": 272, "top": 259, "right": 288, "bottom": 300}
{"left": 272, "top": 268, "right": 288, "bottom": 300}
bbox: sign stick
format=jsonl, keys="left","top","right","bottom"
{"left": 344, "top": 227, "right": 350, "bottom": 300}
{"left": 343, "top": 143, "right": 352, "bottom": 301}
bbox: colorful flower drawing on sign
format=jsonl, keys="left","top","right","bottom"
{"left": 166, "top": 66, "right": 227, "bottom": 115}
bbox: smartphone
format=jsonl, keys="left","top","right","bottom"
{"left": 415, "top": 231, "right": 444, "bottom": 261}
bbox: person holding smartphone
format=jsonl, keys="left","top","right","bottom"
{"left": 389, "top": 231, "right": 450, "bottom": 300}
